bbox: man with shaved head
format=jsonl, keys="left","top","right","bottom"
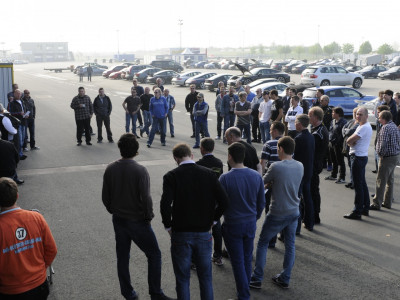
{"left": 343, "top": 107, "right": 372, "bottom": 220}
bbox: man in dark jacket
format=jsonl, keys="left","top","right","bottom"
{"left": 8, "top": 89, "right": 27, "bottom": 158}
{"left": 102, "top": 133, "right": 173, "bottom": 300}
{"left": 22, "top": 90, "right": 40, "bottom": 150}
{"left": 70, "top": 87, "right": 93, "bottom": 146}
{"left": 383, "top": 89, "right": 398, "bottom": 125}
{"left": 308, "top": 107, "right": 329, "bottom": 224}
{"left": 93, "top": 88, "right": 113, "bottom": 143}
{"left": 184, "top": 85, "right": 198, "bottom": 138}
{"left": 87, "top": 65, "right": 93, "bottom": 82}
{"left": 0, "top": 139, "right": 24, "bottom": 184}
{"left": 294, "top": 114, "right": 315, "bottom": 232}
{"left": 161, "top": 143, "right": 228, "bottom": 300}
{"left": 320, "top": 95, "right": 333, "bottom": 171}
{"left": 325, "top": 107, "right": 347, "bottom": 183}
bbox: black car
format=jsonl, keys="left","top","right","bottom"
{"left": 271, "top": 61, "right": 291, "bottom": 71}
{"left": 133, "top": 67, "right": 162, "bottom": 83}
{"left": 147, "top": 70, "right": 180, "bottom": 84}
{"left": 185, "top": 72, "right": 217, "bottom": 89}
{"left": 346, "top": 65, "right": 362, "bottom": 72}
{"left": 123, "top": 64, "right": 153, "bottom": 80}
{"left": 356, "top": 65, "right": 387, "bottom": 79}
{"left": 282, "top": 60, "right": 303, "bottom": 73}
{"left": 291, "top": 63, "right": 310, "bottom": 74}
{"left": 377, "top": 66, "right": 400, "bottom": 80}
{"left": 227, "top": 64, "right": 290, "bottom": 86}
{"left": 204, "top": 74, "right": 232, "bottom": 91}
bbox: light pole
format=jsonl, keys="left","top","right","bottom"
{"left": 116, "top": 29, "right": 120, "bottom": 61}
{"left": 178, "top": 19, "right": 183, "bottom": 51}
{"left": 317, "top": 24, "right": 320, "bottom": 59}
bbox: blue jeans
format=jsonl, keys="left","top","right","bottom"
{"left": 237, "top": 124, "right": 251, "bottom": 144}
{"left": 112, "top": 215, "right": 163, "bottom": 300}
{"left": 171, "top": 231, "right": 213, "bottom": 300}
{"left": 195, "top": 121, "right": 210, "bottom": 146}
{"left": 125, "top": 113, "right": 138, "bottom": 135}
{"left": 351, "top": 155, "right": 369, "bottom": 214}
{"left": 148, "top": 117, "right": 166, "bottom": 145}
{"left": 229, "top": 113, "right": 236, "bottom": 127}
{"left": 222, "top": 114, "right": 230, "bottom": 138}
{"left": 167, "top": 110, "right": 174, "bottom": 135}
{"left": 259, "top": 121, "right": 270, "bottom": 144}
{"left": 142, "top": 110, "right": 152, "bottom": 136}
{"left": 222, "top": 221, "right": 256, "bottom": 300}
{"left": 17, "top": 125, "right": 26, "bottom": 156}
{"left": 253, "top": 213, "right": 299, "bottom": 285}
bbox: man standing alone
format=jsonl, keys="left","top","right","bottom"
{"left": 93, "top": 88, "right": 113, "bottom": 143}
{"left": 70, "top": 87, "right": 93, "bottom": 146}
{"left": 102, "top": 133, "right": 173, "bottom": 300}
{"left": 184, "top": 85, "right": 198, "bottom": 138}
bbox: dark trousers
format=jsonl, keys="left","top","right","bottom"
{"left": 137, "top": 110, "right": 143, "bottom": 126}
{"left": 330, "top": 144, "right": 346, "bottom": 179}
{"left": 288, "top": 130, "right": 298, "bottom": 139}
{"left": 26, "top": 118, "right": 35, "bottom": 148}
{"left": 87, "top": 74, "right": 92, "bottom": 81}
{"left": 311, "top": 170, "right": 321, "bottom": 215}
{"left": 324, "top": 147, "right": 332, "bottom": 167}
{"left": 112, "top": 215, "right": 163, "bottom": 299}
{"left": 351, "top": 155, "right": 369, "bottom": 215}
{"left": 237, "top": 123, "right": 251, "bottom": 144}
{"left": 251, "top": 115, "right": 261, "bottom": 142}
{"left": 96, "top": 115, "right": 113, "bottom": 141}
{"left": 216, "top": 112, "right": 223, "bottom": 137}
{"left": 0, "top": 280, "right": 49, "bottom": 300}
{"left": 79, "top": 74, "right": 84, "bottom": 82}
{"left": 76, "top": 118, "right": 91, "bottom": 143}
{"left": 212, "top": 220, "right": 222, "bottom": 258}
{"left": 297, "top": 177, "right": 314, "bottom": 232}
{"left": 189, "top": 112, "right": 195, "bottom": 135}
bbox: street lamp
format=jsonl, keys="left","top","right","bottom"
{"left": 178, "top": 19, "right": 183, "bottom": 51}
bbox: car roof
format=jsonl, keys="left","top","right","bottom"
{"left": 255, "top": 82, "right": 288, "bottom": 89}
{"left": 192, "top": 72, "right": 217, "bottom": 78}
{"left": 209, "top": 73, "right": 232, "bottom": 79}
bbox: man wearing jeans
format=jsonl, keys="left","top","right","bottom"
{"left": 70, "top": 87, "right": 93, "bottom": 146}
{"left": 122, "top": 88, "right": 141, "bottom": 138}
{"left": 219, "top": 142, "right": 265, "bottom": 300}
{"left": 147, "top": 88, "right": 168, "bottom": 148}
{"left": 250, "top": 136, "right": 303, "bottom": 290}
{"left": 139, "top": 87, "right": 153, "bottom": 137}
{"left": 234, "top": 91, "right": 252, "bottom": 144}
{"left": 102, "top": 134, "right": 173, "bottom": 300}
{"left": 192, "top": 93, "right": 210, "bottom": 149}
{"left": 161, "top": 143, "right": 228, "bottom": 300}
{"left": 343, "top": 107, "right": 373, "bottom": 220}
{"left": 163, "top": 89, "right": 175, "bottom": 138}
{"left": 258, "top": 90, "right": 272, "bottom": 144}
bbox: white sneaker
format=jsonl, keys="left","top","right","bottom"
{"left": 215, "top": 136, "right": 221, "bottom": 140}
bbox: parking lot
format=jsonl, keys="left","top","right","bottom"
{"left": 10, "top": 62, "right": 400, "bottom": 299}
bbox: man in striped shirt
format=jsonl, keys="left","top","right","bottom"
{"left": 260, "top": 121, "right": 285, "bottom": 175}
{"left": 370, "top": 111, "right": 400, "bottom": 210}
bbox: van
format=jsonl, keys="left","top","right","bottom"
{"left": 150, "top": 60, "right": 183, "bottom": 72}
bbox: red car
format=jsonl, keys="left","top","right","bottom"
{"left": 109, "top": 67, "right": 129, "bottom": 79}
{"left": 102, "top": 65, "right": 126, "bottom": 78}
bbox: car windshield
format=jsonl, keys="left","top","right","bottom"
{"left": 361, "top": 66, "right": 373, "bottom": 71}
{"left": 303, "top": 68, "right": 317, "bottom": 74}
{"left": 303, "top": 89, "right": 317, "bottom": 98}
{"left": 389, "top": 67, "right": 400, "bottom": 72}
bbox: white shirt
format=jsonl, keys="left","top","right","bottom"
{"left": 0, "top": 113, "right": 17, "bottom": 141}
{"left": 285, "top": 105, "right": 303, "bottom": 131}
{"left": 259, "top": 100, "right": 272, "bottom": 123}
{"left": 349, "top": 122, "right": 372, "bottom": 157}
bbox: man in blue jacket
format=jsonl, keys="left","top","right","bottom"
{"left": 147, "top": 88, "right": 168, "bottom": 148}
{"left": 221, "top": 86, "right": 238, "bottom": 143}
{"left": 192, "top": 93, "right": 210, "bottom": 149}
{"left": 163, "top": 89, "right": 176, "bottom": 138}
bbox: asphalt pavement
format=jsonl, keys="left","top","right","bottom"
{"left": 10, "top": 62, "right": 400, "bottom": 300}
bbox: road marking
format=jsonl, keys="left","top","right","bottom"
{"left": 32, "top": 74, "right": 67, "bottom": 81}
{"left": 174, "top": 110, "right": 181, "bottom": 113}
{"left": 18, "top": 159, "right": 173, "bottom": 176}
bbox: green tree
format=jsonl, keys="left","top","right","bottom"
{"left": 342, "top": 43, "right": 354, "bottom": 54}
{"left": 309, "top": 43, "right": 322, "bottom": 58}
{"left": 258, "top": 44, "right": 265, "bottom": 55}
{"left": 250, "top": 46, "right": 257, "bottom": 55}
{"left": 293, "top": 46, "right": 305, "bottom": 59}
{"left": 277, "top": 45, "right": 291, "bottom": 58}
{"left": 323, "top": 42, "right": 341, "bottom": 55}
{"left": 359, "top": 41, "right": 372, "bottom": 54}
{"left": 377, "top": 43, "right": 394, "bottom": 55}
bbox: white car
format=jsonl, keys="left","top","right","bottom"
{"left": 250, "top": 82, "right": 288, "bottom": 97}
{"left": 300, "top": 65, "right": 364, "bottom": 89}
{"left": 355, "top": 98, "right": 380, "bottom": 127}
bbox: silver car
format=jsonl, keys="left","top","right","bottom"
{"left": 355, "top": 97, "right": 380, "bottom": 127}
{"left": 171, "top": 71, "right": 201, "bottom": 86}
{"left": 300, "top": 65, "right": 364, "bottom": 89}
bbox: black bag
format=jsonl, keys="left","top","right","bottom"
{"left": 4, "top": 113, "right": 21, "bottom": 129}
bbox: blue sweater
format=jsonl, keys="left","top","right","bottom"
{"left": 149, "top": 96, "right": 168, "bottom": 119}
{"left": 219, "top": 168, "right": 265, "bottom": 224}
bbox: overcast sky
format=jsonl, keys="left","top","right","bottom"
{"left": 2, "top": 0, "right": 398, "bottom": 54}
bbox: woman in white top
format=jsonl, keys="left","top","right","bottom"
{"left": 285, "top": 96, "right": 303, "bottom": 139}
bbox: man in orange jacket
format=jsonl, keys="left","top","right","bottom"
{"left": 0, "top": 177, "right": 57, "bottom": 299}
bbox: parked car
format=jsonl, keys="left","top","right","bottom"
{"left": 133, "top": 67, "right": 162, "bottom": 83}
{"left": 355, "top": 98, "right": 379, "bottom": 127}
{"left": 185, "top": 72, "right": 217, "bottom": 89}
{"left": 291, "top": 63, "right": 310, "bottom": 74}
{"left": 300, "top": 65, "right": 364, "bottom": 88}
{"left": 79, "top": 66, "right": 107, "bottom": 76}
{"left": 150, "top": 60, "right": 183, "bottom": 72}
{"left": 271, "top": 61, "right": 290, "bottom": 71}
{"left": 346, "top": 65, "right": 362, "bottom": 72}
{"left": 247, "top": 78, "right": 279, "bottom": 89}
{"left": 227, "top": 64, "right": 290, "bottom": 86}
{"left": 249, "top": 82, "right": 289, "bottom": 98}
{"left": 102, "top": 65, "right": 126, "bottom": 78}
{"left": 204, "top": 74, "right": 233, "bottom": 91}
{"left": 171, "top": 71, "right": 202, "bottom": 86}
{"left": 388, "top": 56, "right": 400, "bottom": 67}
{"left": 204, "top": 62, "right": 217, "bottom": 69}
{"left": 195, "top": 61, "right": 208, "bottom": 68}
{"left": 302, "top": 86, "right": 375, "bottom": 116}
{"left": 109, "top": 67, "right": 129, "bottom": 79}
{"left": 146, "top": 70, "right": 180, "bottom": 84}
{"left": 282, "top": 60, "right": 303, "bottom": 73}
{"left": 123, "top": 64, "right": 153, "bottom": 80}
{"left": 377, "top": 66, "right": 400, "bottom": 80}
{"left": 356, "top": 65, "right": 387, "bottom": 79}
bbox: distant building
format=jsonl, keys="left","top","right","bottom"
{"left": 20, "top": 42, "right": 69, "bottom": 62}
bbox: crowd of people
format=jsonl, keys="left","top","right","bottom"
{"left": 1, "top": 75, "right": 400, "bottom": 300}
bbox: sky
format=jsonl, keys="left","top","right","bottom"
{"left": 1, "top": 0, "right": 399, "bottom": 54}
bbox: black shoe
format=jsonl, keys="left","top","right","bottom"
{"left": 372, "top": 170, "right": 377, "bottom": 174}
{"left": 86, "top": 142, "right": 92, "bottom": 146}
{"left": 277, "top": 234, "right": 284, "bottom": 242}
{"left": 15, "top": 178, "right": 24, "bottom": 185}
{"left": 140, "top": 130, "right": 144, "bottom": 138}
{"left": 77, "top": 142, "right": 82, "bottom": 146}
{"left": 314, "top": 214, "right": 321, "bottom": 224}
{"left": 190, "top": 135, "right": 195, "bottom": 138}
{"left": 147, "top": 144, "right": 151, "bottom": 148}
{"left": 31, "top": 146, "right": 40, "bottom": 150}
{"left": 345, "top": 183, "right": 352, "bottom": 188}
{"left": 369, "top": 204, "right": 380, "bottom": 211}
{"left": 343, "top": 212, "right": 362, "bottom": 220}
{"left": 251, "top": 139, "right": 258, "bottom": 142}
{"left": 151, "top": 293, "right": 176, "bottom": 300}
{"left": 382, "top": 203, "right": 391, "bottom": 209}
{"left": 91, "top": 132, "right": 96, "bottom": 136}
{"left": 108, "top": 140, "right": 114, "bottom": 143}
{"left": 20, "top": 155, "right": 27, "bottom": 160}
{"left": 171, "top": 134, "right": 175, "bottom": 138}
{"left": 221, "top": 249, "right": 230, "bottom": 258}
{"left": 362, "top": 210, "right": 369, "bottom": 216}
{"left": 249, "top": 277, "right": 262, "bottom": 289}
{"left": 135, "top": 135, "right": 140, "bottom": 139}
{"left": 97, "top": 140, "right": 103, "bottom": 143}
{"left": 272, "top": 275, "right": 289, "bottom": 289}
